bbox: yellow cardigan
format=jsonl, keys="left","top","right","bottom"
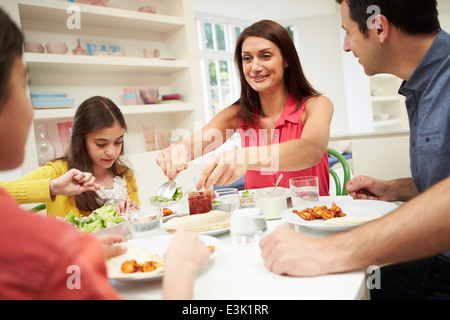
{"left": 0, "top": 160, "right": 140, "bottom": 218}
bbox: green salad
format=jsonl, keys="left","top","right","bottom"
{"left": 150, "top": 187, "right": 183, "bottom": 203}
{"left": 64, "top": 204, "right": 125, "bottom": 233}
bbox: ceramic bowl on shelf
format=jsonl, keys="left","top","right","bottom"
{"left": 138, "top": 5, "right": 157, "bottom": 13}
{"left": 24, "top": 41, "right": 44, "bottom": 53}
{"left": 139, "top": 88, "right": 159, "bottom": 104}
{"left": 143, "top": 48, "right": 160, "bottom": 58}
{"left": 46, "top": 42, "right": 68, "bottom": 54}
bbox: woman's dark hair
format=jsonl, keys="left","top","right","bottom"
{"left": 61, "top": 96, "right": 132, "bottom": 213}
{"left": 0, "top": 9, "right": 24, "bottom": 109}
{"left": 234, "top": 20, "right": 319, "bottom": 129}
{"left": 336, "top": 0, "right": 440, "bottom": 35}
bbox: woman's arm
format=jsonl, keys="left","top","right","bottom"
{"left": 197, "top": 96, "right": 334, "bottom": 189}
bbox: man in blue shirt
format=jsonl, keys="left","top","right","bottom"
{"left": 260, "top": 0, "right": 450, "bottom": 300}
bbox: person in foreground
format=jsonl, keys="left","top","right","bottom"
{"left": 0, "top": 96, "right": 140, "bottom": 216}
{"left": 261, "top": 0, "right": 450, "bottom": 299}
{"left": 0, "top": 8, "right": 209, "bottom": 300}
{"left": 157, "top": 20, "right": 333, "bottom": 194}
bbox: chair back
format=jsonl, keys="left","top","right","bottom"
{"left": 327, "top": 148, "right": 351, "bottom": 196}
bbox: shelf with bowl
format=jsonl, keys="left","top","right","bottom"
{"left": 18, "top": 0, "right": 185, "bottom": 33}
{"left": 33, "top": 102, "right": 195, "bottom": 120}
{"left": 23, "top": 53, "right": 189, "bottom": 74}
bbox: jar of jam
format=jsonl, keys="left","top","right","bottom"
{"left": 188, "top": 190, "right": 214, "bottom": 215}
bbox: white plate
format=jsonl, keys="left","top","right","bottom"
{"left": 281, "top": 198, "right": 398, "bottom": 231}
{"left": 197, "top": 227, "right": 230, "bottom": 236}
{"left": 109, "top": 234, "right": 222, "bottom": 282}
{"left": 139, "top": 203, "right": 188, "bottom": 222}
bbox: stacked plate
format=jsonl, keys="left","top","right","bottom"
{"left": 31, "top": 92, "right": 74, "bottom": 109}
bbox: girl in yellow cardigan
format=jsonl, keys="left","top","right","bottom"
{"left": 1, "top": 96, "right": 140, "bottom": 217}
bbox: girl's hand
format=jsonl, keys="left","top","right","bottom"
{"left": 156, "top": 143, "right": 190, "bottom": 180}
{"left": 115, "top": 199, "right": 139, "bottom": 214}
{"left": 49, "top": 168, "right": 100, "bottom": 196}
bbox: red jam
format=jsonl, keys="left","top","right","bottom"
{"left": 188, "top": 190, "right": 214, "bottom": 215}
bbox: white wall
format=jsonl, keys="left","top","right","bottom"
{"left": 292, "top": 13, "right": 350, "bottom": 135}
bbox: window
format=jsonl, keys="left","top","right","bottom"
{"left": 197, "top": 17, "right": 245, "bottom": 122}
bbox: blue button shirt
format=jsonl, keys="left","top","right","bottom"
{"left": 398, "top": 30, "right": 450, "bottom": 262}
{"left": 398, "top": 30, "right": 450, "bottom": 193}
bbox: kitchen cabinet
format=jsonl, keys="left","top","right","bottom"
{"left": 367, "top": 74, "right": 409, "bottom": 132}
{"left": 5, "top": 0, "right": 204, "bottom": 175}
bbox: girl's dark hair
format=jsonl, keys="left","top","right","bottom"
{"left": 0, "top": 9, "right": 24, "bottom": 109}
{"left": 336, "top": 0, "right": 440, "bottom": 35}
{"left": 234, "top": 19, "right": 319, "bottom": 129}
{"left": 60, "top": 96, "right": 132, "bottom": 213}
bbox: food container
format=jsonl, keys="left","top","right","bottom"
{"left": 45, "top": 42, "right": 68, "bottom": 54}
{"left": 138, "top": 5, "right": 157, "bottom": 14}
{"left": 24, "top": 41, "right": 44, "bottom": 53}
{"left": 139, "top": 87, "right": 159, "bottom": 104}
{"left": 255, "top": 187, "right": 287, "bottom": 220}
{"left": 188, "top": 190, "right": 214, "bottom": 215}
{"left": 143, "top": 48, "right": 160, "bottom": 58}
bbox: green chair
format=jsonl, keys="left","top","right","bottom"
{"left": 30, "top": 203, "right": 46, "bottom": 212}
{"left": 327, "top": 147, "right": 351, "bottom": 196}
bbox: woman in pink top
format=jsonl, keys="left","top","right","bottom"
{"left": 157, "top": 20, "right": 333, "bottom": 194}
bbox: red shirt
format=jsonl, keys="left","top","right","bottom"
{"left": 0, "top": 187, "right": 121, "bottom": 300}
{"left": 240, "top": 95, "right": 330, "bottom": 196}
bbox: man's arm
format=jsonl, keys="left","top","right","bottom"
{"left": 260, "top": 176, "right": 450, "bottom": 276}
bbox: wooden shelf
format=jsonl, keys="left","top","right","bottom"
{"left": 18, "top": 0, "right": 185, "bottom": 34}
{"left": 24, "top": 53, "right": 189, "bottom": 74}
{"left": 33, "top": 102, "right": 195, "bottom": 119}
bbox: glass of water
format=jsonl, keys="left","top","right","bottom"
{"left": 127, "top": 207, "right": 162, "bottom": 238}
{"left": 230, "top": 208, "right": 267, "bottom": 245}
{"left": 289, "top": 176, "right": 319, "bottom": 207}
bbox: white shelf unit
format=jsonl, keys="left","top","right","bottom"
{"left": 367, "top": 74, "right": 409, "bottom": 132}
{"left": 6, "top": 0, "right": 204, "bottom": 174}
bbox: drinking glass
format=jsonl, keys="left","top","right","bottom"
{"left": 142, "top": 124, "right": 156, "bottom": 151}
{"left": 255, "top": 187, "right": 287, "bottom": 220}
{"left": 212, "top": 188, "right": 240, "bottom": 212}
{"left": 230, "top": 208, "right": 267, "bottom": 245}
{"left": 127, "top": 206, "right": 162, "bottom": 238}
{"left": 289, "top": 176, "right": 319, "bottom": 207}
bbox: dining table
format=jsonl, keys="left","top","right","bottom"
{"left": 110, "top": 195, "right": 371, "bottom": 301}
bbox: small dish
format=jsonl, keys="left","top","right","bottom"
{"left": 138, "top": 6, "right": 157, "bottom": 14}
{"left": 24, "top": 41, "right": 44, "bottom": 53}
{"left": 46, "top": 42, "right": 68, "bottom": 54}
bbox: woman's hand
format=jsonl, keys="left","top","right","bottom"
{"left": 156, "top": 143, "right": 190, "bottom": 180}
{"left": 49, "top": 168, "right": 100, "bottom": 196}
{"left": 196, "top": 150, "right": 248, "bottom": 190}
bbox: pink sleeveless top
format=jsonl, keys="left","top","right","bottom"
{"left": 239, "top": 95, "right": 330, "bottom": 196}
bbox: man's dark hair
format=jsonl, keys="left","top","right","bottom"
{"left": 0, "top": 8, "right": 24, "bottom": 108}
{"left": 336, "top": 0, "right": 441, "bottom": 35}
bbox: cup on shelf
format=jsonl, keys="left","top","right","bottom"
{"left": 139, "top": 87, "right": 159, "bottom": 104}
{"left": 289, "top": 176, "right": 319, "bottom": 207}
{"left": 156, "top": 130, "right": 171, "bottom": 149}
{"left": 142, "top": 124, "right": 156, "bottom": 151}
{"left": 143, "top": 48, "right": 160, "bottom": 58}
{"left": 123, "top": 88, "right": 137, "bottom": 105}
{"left": 45, "top": 42, "right": 68, "bottom": 54}
{"left": 57, "top": 121, "right": 73, "bottom": 152}
{"left": 138, "top": 5, "right": 157, "bottom": 14}
{"left": 24, "top": 41, "right": 44, "bottom": 53}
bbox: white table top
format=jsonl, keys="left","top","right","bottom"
{"left": 111, "top": 197, "right": 369, "bottom": 300}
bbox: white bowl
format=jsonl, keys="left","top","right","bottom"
{"left": 46, "top": 42, "right": 68, "bottom": 54}
{"left": 92, "top": 221, "right": 130, "bottom": 237}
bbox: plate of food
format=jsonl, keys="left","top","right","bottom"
{"left": 281, "top": 198, "right": 398, "bottom": 231}
{"left": 163, "top": 210, "right": 230, "bottom": 235}
{"left": 139, "top": 203, "right": 187, "bottom": 222}
{"left": 64, "top": 204, "right": 129, "bottom": 237}
{"left": 106, "top": 234, "right": 221, "bottom": 281}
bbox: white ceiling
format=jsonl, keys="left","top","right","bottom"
{"left": 192, "top": 0, "right": 338, "bottom": 22}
